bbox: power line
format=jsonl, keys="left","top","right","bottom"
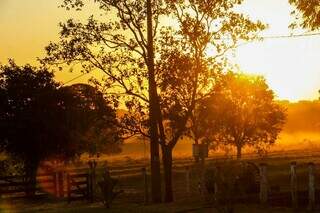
{"left": 61, "top": 72, "right": 90, "bottom": 86}
{"left": 234, "top": 32, "right": 320, "bottom": 49}
{"left": 261, "top": 32, "right": 320, "bottom": 39}
{"left": 60, "top": 32, "right": 320, "bottom": 86}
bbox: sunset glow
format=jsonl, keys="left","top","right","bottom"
{"left": 0, "top": 0, "right": 319, "bottom": 102}
{"left": 2, "top": 0, "right": 320, "bottom": 211}
{"left": 235, "top": 0, "right": 320, "bottom": 101}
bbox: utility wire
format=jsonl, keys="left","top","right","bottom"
{"left": 61, "top": 72, "right": 91, "bottom": 86}
{"left": 60, "top": 32, "right": 320, "bottom": 86}
{"left": 261, "top": 32, "right": 320, "bottom": 39}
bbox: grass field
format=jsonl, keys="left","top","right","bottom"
{"left": 0, "top": 198, "right": 310, "bottom": 213}
{"left": 2, "top": 147, "right": 320, "bottom": 212}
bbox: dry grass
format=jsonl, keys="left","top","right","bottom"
{"left": 3, "top": 139, "right": 320, "bottom": 213}
{"left": 0, "top": 199, "right": 304, "bottom": 213}
{"left": 2, "top": 154, "right": 320, "bottom": 212}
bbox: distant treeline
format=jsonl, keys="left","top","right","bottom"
{"left": 280, "top": 100, "right": 320, "bottom": 133}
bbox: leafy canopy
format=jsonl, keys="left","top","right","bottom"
{"left": 0, "top": 61, "right": 122, "bottom": 172}
{"left": 43, "top": 0, "right": 266, "bottom": 146}
{"left": 198, "top": 72, "right": 286, "bottom": 156}
{"left": 289, "top": 0, "right": 320, "bottom": 30}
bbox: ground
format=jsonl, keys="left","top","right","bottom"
{"left": 0, "top": 199, "right": 307, "bottom": 213}
{"left": 2, "top": 152, "right": 320, "bottom": 213}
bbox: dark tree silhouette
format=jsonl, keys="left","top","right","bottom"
{"left": 0, "top": 61, "right": 62, "bottom": 184}
{"left": 156, "top": 0, "right": 266, "bottom": 201}
{"left": 198, "top": 72, "right": 286, "bottom": 159}
{"left": 59, "top": 83, "right": 123, "bottom": 157}
{"left": 45, "top": 0, "right": 166, "bottom": 202}
{"left": 0, "top": 61, "right": 122, "bottom": 192}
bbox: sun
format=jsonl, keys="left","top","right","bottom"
{"left": 234, "top": 38, "right": 320, "bottom": 102}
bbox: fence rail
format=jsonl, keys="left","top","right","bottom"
{"left": 1, "top": 149, "right": 320, "bottom": 209}
{"left": 0, "top": 173, "right": 56, "bottom": 199}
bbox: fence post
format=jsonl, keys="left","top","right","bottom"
{"left": 214, "top": 181, "right": 218, "bottom": 200}
{"left": 142, "top": 167, "right": 148, "bottom": 204}
{"left": 200, "top": 157, "right": 207, "bottom": 197}
{"left": 186, "top": 166, "right": 190, "bottom": 194}
{"left": 53, "top": 172, "right": 58, "bottom": 197}
{"left": 259, "top": 163, "right": 268, "bottom": 204}
{"left": 308, "top": 162, "right": 315, "bottom": 211}
{"left": 86, "top": 174, "right": 91, "bottom": 202}
{"left": 67, "top": 173, "right": 71, "bottom": 203}
{"left": 214, "top": 165, "right": 221, "bottom": 202}
{"left": 58, "top": 171, "right": 64, "bottom": 198}
{"left": 88, "top": 161, "right": 92, "bottom": 201}
{"left": 88, "top": 160, "right": 97, "bottom": 202}
{"left": 290, "top": 162, "right": 298, "bottom": 209}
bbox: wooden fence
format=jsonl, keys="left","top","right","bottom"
{"left": 82, "top": 158, "right": 320, "bottom": 209}
{"left": 67, "top": 172, "right": 91, "bottom": 202}
{"left": 0, "top": 170, "right": 93, "bottom": 202}
{"left": 259, "top": 162, "right": 319, "bottom": 210}
{"left": 1, "top": 151, "right": 320, "bottom": 209}
{"left": 0, "top": 173, "right": 56, "bottom": 199}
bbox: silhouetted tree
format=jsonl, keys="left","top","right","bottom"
{"left": 43, "top": 0, "right": 265, "bottom": 202}
{"left": 198, "top": 72, "right": 286, "bottom": 159}
{"left": 156, "top": 0, "right": 265, "bottom": 201}
{"left": 0, "top": 61, "right": 61, "bottom": 184}
{"left": 44, "top": 0, "right": 166, "bottom": 202}
{"left": 60, "top": 83, "right": 123, "bottom": 157}
{"left": 0, "top": 61, "right": 121, "bottom": 192}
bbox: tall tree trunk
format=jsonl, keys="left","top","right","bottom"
{"left": 147, "top": 0, "right": 162, "bottom": 203}
{"left": 162, "top": 145, "right": 173, "bottom": 202}
{"left": 236, "top": 145, "right": 242, "bottom": 160}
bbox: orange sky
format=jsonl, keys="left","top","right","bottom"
{"left": 0, "top": 0, "right": 320, "bottom": 101}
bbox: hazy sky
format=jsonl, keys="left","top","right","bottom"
{"left": 0, "top": 0, "right": 319, "bottom": 101}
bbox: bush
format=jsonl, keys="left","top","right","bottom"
{"left": 0, "top": 158, "right": 25, "bottom": 176}
{"left": 204, "top": 161, "right": 260, "bottom": 213}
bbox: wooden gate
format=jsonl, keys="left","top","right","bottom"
{"left": 66, "top": 172, "right": 91, "bottom": 202}
{"left": 0, "top": 173, "right": 56, "bottom": 199}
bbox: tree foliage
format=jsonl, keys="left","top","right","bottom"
{"left": 0, "top": 61, "right": 122, "bottom": 176}
{"left": 159, "top": 0, "right": 266, "bottom": 163}
{"left": 42, "top": 0, "right": 266, "bottom": 202}
{"left": 43, "top": 0, "right": 266, "bottom": 144}
{"left": 42, "top": 0, "right": 162, "bottom": 142}
{"left": 61, "top": 83, "right": 123, "bottom": 156}
{"left": 198, "top": 72, "right": 286, "bottom": 158}
{"left": 289, "top": 0, "right": 320, "bottom": 30}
